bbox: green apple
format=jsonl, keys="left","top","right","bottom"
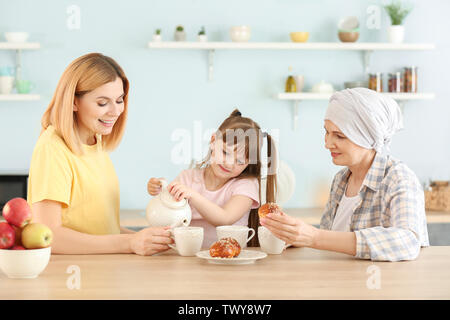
{"left": 21, "top": 223, "right": 53, "bottom": 249}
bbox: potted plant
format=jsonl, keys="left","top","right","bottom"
{"left": 174, "top": 25, "right": 186, "bottom": 41}
{"left": 198, "top": 26, "right": 207, "bottom": 42}
{"left": 153, "top": 29, "right": 162, "bottom": 42}
{"left": 384, "top": 0, "right": 413, "bottom": 43}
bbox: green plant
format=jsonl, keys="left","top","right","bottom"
{"left": 176, "top": 25, "right": 184, "bottom": 32}
{"left": 155, "top": 29, "right": 161, "bottom": 35}
{"left": 198, "top": 26, "right": 205, "bottom": 35}
{"left": 384, "top": 0, "right": 413, "bottom": 25}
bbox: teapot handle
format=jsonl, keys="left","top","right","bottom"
{"left": 159, "top": 178, "right": 168, "bottom": 189}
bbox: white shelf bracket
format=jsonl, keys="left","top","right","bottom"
{"left": 208, "top": 49, "right": 215, "bottom": 82}
{"left": 363, "top": 50, "right": 373, "bottom": 75}
{"left": 293, "top": 100, "right": 300, "bottom": 131}
{"left": 15, "top": 49, "right": 22, "bottom": 81}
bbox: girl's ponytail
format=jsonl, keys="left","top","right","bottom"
{"left": 248, "top": 132, "right": 278, "bottom": 247}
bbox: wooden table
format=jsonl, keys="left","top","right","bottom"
{"left": 1, "top": 246, "right": 449, "bottom": 300}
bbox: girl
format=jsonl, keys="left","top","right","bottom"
{"left": 261, "top": 88, "right": 429, "bottom": 262}
{"left": 148, "top": 109, "right": 277, "bottom": 247}
{"left": 28, "top": 53, "right": 173, "bottom": 255}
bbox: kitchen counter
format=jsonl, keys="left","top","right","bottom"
{"left": 1, "top": 246, "right": 449, "bottom": 299}
{"left": 120, "top": 207, "right": 450, "bottom": 227}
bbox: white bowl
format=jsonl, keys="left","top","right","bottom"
{"left": 4, "top": 32, "right": 29, "bottom": 43}
{"left": 230, "top": 26, "right": 251, "bottom": 42}
{"left": 0, "top": 247, "right": 51, "bottom": 279}
{"left": 338, "top": 16, "right": 359, "bottom": 32}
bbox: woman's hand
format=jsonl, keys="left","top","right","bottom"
{"left": 147, "top": 177, "right": 164, "bottom": 196}
{"left": 260, "top": 211, "right": 319, "bottom": 248}
{"left": 167, "top": 181, "right": 196, "bottom": 201}
{"left": 129, "top": 226, "right": 173, "bottom": 256}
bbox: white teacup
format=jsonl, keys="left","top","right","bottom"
{"left": 0, "top": 76, "right": 14, "bottom": 94}
{"left": 295, "top": 75, "right": 305, "bottom": 92}
{"left": 216, "top": 225, "right": 255, "bottom": 248}
{"left": 258, "top": 226, "right": 289, "bottom": 254}
{"left": 169, "top": 226, "right": 204, "bottom": 256}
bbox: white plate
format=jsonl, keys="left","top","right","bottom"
{"left": 196, "top": 250, "right": 267, "bottom": 265}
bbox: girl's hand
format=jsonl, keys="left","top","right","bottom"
{"left": 260, "top": 211, "right": 319, "bottom": 248}
{"left": 167, "top": 181, "right": 196, "bottom": 201}
{"left": 129, "top": 226, "right": 173, "bottom": 256}
{"left": 147, "top": 177, "right": 164, "bottom": 196}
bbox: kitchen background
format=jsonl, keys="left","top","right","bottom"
{"left": 0, "top": 0, "right": 448, "bottom": 211}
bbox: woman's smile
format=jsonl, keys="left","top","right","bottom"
{"left": 331, "top": 152, "right": 341, "bottom": 158}
{"left": 99, "top": 118, "right": 116, "bottom": 127}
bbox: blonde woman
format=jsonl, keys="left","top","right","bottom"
{"left": 261, "top": 88, "right": 429, "bottom": 262}
{"left": 27, "top": 53, "right": 173, "bottom": 255}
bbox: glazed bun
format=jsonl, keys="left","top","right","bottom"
{"left": 209, "top": 237, "right": 241, "bottom": 258}
{"left": 258, "top": 202, "right": 282, "bottom": 219}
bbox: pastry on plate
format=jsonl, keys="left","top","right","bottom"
{"left": 209, "top": 237, "right": 241, "bottom": 258}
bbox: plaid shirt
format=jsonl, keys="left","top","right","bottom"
{"left": 320, "top": 152, "right": 429, "bottom": 262}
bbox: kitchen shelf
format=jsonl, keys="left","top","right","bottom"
{"left": 0, "top": 42, "right": 41, "bottom": 50}
{"left": 148, "top": 41, "right": 435, "bottom": 50}
{"left": 278, "top": 92, "right": 436, "bottom": 130}
{"left": 147, "top": 41, "right": 435, "bottom": 80}
{"left": 0, "top": 42, "right": 41, "bottom": 100}
{"left": 278, "top": 92, "right": 436, "bottom": 100}
{"left": 0, "top": 94, "right": 40, "bottom": 101}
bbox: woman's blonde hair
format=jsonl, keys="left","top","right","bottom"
{"left": 196, "top": 109, "right": 278, "bottom": 246}
{"left": 41, "top": 52, "right": 129, "bottom": 155}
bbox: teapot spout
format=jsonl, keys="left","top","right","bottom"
{"left": 170, "top": 218, "right": 190, "bottom": 228}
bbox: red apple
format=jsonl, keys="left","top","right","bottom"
{"left": 11, "top": 245, "right": 25, "bottom": 250}
{"left": 2, "top": 197, "right": 32, "bottom": 228}
{"left": 0, "top": 222, "right": 15, "bottom": 249}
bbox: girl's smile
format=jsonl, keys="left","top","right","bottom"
{"left": 218, "top": 164, "right": 231, "bottom": 173}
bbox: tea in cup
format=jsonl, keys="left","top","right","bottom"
{"left": 216, "top": 225, "right": 255, "bottom": 248}
{"left": 258, "top": 226, "right": 289, "bottom": 254}
{"left": 169, "top": 226, "right": 203, "bottom": 256}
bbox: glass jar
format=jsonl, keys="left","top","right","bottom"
{"left": 403, "top": 66, "right": 418, "bottom": 93}
{"left": 368, "top": 73, "right": 383, "bottom": 92}
{"left": 388, "top": 72, "right": 403, "bottom": 93}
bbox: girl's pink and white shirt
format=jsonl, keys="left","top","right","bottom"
{"left": 175, "top": 168, "right": 260, "bottom": 247}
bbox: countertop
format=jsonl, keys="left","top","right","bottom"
{"left": 120, "top": 207, "right": 450, "bottom": 227}
{"left": 1, "top": 246, "right": 449, "bottom": 299}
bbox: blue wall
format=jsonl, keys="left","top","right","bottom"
{"left": 0, "top": 0, "right": 449, "bottom": 209}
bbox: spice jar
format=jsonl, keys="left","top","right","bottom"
{"left": 388, "top": 72, "right": 403, "bottom": 93}
{"left": 403, "top": 66, "right": 418, "bottom": 93}
{"left": 368, "top": 73, "right": 383, "bottom": 92}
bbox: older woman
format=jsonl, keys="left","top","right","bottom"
{"left": 27, "top": 53, "right": 173, "bottom": 255}
{"left": 261, "top": 88, "right": 429, "bottom": 262}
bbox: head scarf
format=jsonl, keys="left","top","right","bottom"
{"left": 324, "top": 88, "right": 403, "bottom": 154}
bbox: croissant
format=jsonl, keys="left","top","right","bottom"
{"left": 258, "top": 202, "right": 281, "bottom": 219}
{"left": 209, "top": 237, "right": 241, "bottom": 258}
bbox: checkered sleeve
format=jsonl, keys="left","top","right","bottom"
{"left": 354, "top": 171, "right": 424, "bottom": 262}
{"left": 319, "top": 171, "right": 342, "bottom": 230}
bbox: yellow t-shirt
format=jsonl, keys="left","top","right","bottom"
{"left": 27, "top": 125, "right": 120, "bottom": 235}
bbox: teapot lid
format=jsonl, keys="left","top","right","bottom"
{"left": 160, "top": 180, "right": 188, "bottom": 209}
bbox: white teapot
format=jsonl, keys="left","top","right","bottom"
{"left": 146, "top": 179, "right": 192, "bottom": 228}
